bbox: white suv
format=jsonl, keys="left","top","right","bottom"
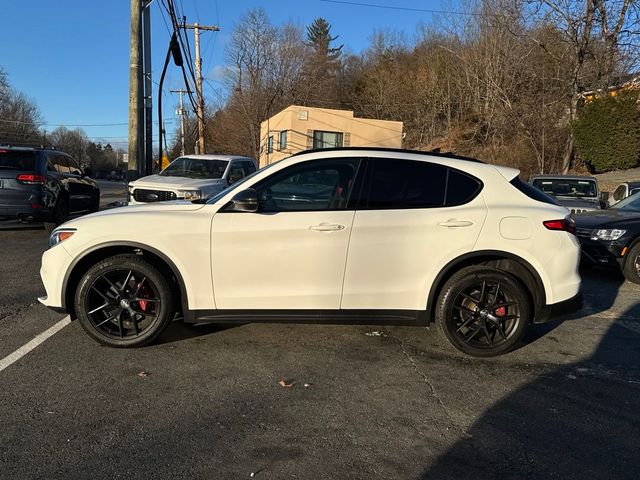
{"left": 39, "top": 148, "right": 582, "bottom": 357}
{"left": 128, "top": 154, "right": 257, "bottom": 204}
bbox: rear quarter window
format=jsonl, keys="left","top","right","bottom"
{"left": 512, "top": 177, "right": 559, "bottom": 205}
{"left": 445, "top": 169, "right": 483, "bottom": 206}
{"left": 0, "top": 150, "right": 37, "bottom": 170}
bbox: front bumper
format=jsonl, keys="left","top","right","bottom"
{"left": 535, "top": 290, "right": 583, "bottom": 323}
{"left": 39, "top": 244, "right": 73, "bottom": 311}
{"left": 578, "top": 238, "right": 625, "bottom": 268}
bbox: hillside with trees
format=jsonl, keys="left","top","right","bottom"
{"left": 195, "top": 0, "right": 639, "bottom": 177}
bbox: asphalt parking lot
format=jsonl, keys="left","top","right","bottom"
{"left": 1, "top": 202, "right": 639, "bottom": 479}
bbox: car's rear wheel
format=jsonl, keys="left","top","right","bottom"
{"left": 44, "top": 198, "right": 68, "bottom": 233}
{"left": 435, "top": 266, "right": 531, "bottom": 357}
{"left": 622, "top": 243, "right": 640, "bottom": 284}
{"left": 74, "top": 254, "right": 173, "bottom": 347}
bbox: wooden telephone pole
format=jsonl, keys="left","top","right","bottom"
{"left": 127, "top": 0, "right": 143, "bottom": 180}
{"left": 181, "top": 22, "right": 219, "bottom": 154}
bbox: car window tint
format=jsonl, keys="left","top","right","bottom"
{"left": 256, "top": 158, "right": 360, "bottom": 212}
{"left": 512, "top": 177, "right": 558, "bottom": 205}
{"left": 228, "top": 164, "right": 246, "bottom": 184}
{"left": 445, "top": 169, "right": 482, "bottom": 206}
{"left": 243, "top": 161, "right": 257, "bottom": 174}
{"left": 0, "top": 150, "right": 37, "bottom": 170}
{"left": 366, "top": 158, "right": 446, "bottom": 209}
{"left": 66, "top": 156, "right": 82, "bottom": 175}
{"left": 53, "top": 155, "right": 71, "bottom": 174}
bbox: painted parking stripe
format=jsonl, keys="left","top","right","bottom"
{"left": 0, "top": 316, "right": 71, "bottom": 373}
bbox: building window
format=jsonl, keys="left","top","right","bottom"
{"left": 279, "top": 131, "right": 287, "bottom": 151}
{"left": 267, "top": 136, "right": 273, "bottom": 154}
{"left": 313, "top": 130, "right": 343, "bottom": 149}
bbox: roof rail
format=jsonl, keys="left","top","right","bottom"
{"left": 289, "top": 146, "right": 485, "bottom": 164}
{"left": 0, "top": 142, "right": 58, "bottom": 150}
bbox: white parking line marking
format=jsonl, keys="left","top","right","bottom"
{"left": 0, "top": 316, "right": 71, "bottom": 373}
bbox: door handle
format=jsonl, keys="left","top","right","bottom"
{"left": 438, "top": 219, "right": 474, "bottom": 228}
{"left": 309, "top": 223, "right": 346, "bottom": 232}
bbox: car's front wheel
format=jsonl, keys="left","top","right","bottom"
{"left": 435, "top": 266, "right": 531, "bottom": 357}
{"left": 74, "top": 254, "right": 173, "bottom": 347}
{"left": 622, "top": 243, "right": 640, "bottom": 284}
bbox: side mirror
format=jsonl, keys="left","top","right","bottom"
{"left": 225, "top": 188, "right": 258, "bottom": 213}
{"left": 600, "top": 191, "right": 609, "bottom": 202}
{"left": 84, "top": 167, "right": 93, "bottom": 178}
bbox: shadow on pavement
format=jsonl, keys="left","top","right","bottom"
{"left": 156, "top": 320, "right": 244, "bottom": 345}
{"left": 522, "top": 267, "right": 625, "bottom": 347}
{"left": 421, "top": 272, "right": 640, "bottom": 479}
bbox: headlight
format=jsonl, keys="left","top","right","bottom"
{"left": 48, "top": 229, "right": 76, "bottom": 248}
{"left": 590, "top": 229, "right": 626, "bottom": 241}
{"left": 178, "top": 189, "right": 202, "bottom": 200}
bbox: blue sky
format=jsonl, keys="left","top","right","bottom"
{"left": 0, "top": 0, "right": 450, "bottom": 147}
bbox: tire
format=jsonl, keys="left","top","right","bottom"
{"left": 44, "top": 198, "right": 68, "bottom": 233}
{"left": 74, "top": 254, "right": 174, "bottom": 348}
{"left": 622, "top": 243, "right": 640, "bottom": 284}
{"left": 435, "top": 266, "right": 531, "bottom": 357}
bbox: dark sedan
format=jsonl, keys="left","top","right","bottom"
{"left": 573, "top": 192, "right": 640, "bottom": 283}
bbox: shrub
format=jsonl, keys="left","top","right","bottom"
{"left": 573, "top": 90, "right": 640, "bottom": 173}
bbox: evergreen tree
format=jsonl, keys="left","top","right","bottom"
{"left": 307, "top": 18, "right": 343, "bottom": 60}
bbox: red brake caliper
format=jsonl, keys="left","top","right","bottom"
{"left": 495, "top": 306, "right": 506, "bottom": 317}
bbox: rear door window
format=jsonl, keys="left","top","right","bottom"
{"left": 365, "top": 158, "right": 447, "bottom": 209}
{"left": 243, "top": 161, "right": 257, "bottom": 174}
{"left": 228, "top": 164, "right": 246, "bottom": 184}
{"left": 53, "top": 155, "right": 71, "bottom": 174}
{"left": 66, "top": 156, "right": 83, "bottom": 175}
{"left": 0, "top": 150, "right": 37, "bottom": 171}
{"left": 445, "top": 169, "right": 483, "bottom": 206}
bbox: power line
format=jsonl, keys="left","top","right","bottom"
{"left": 318, "top": 0, "right": 504, "bottom": 17}
{"left": 0, "top": 118, "right": 175, "bottom": 127}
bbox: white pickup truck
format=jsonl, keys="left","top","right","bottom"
{"left": 128, "top": 154, "right": 257, "bottom": 204}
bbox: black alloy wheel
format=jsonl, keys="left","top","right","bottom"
{"left": 436, "top": 266, "right": 531, "bottom": 357}
{"left": 75, "top": 254, "right": 174, "bottom": 347}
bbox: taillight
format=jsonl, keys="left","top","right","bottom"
{"left": 543, "top": 217, "right": 575, "bottom": 235}
{"left": 16, "top": 173, "right": 46, "bottom": 185}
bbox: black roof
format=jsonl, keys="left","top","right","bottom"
{"left": 290, "top": 147, "right": 485, "bottom": 164}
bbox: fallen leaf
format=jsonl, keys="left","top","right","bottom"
{"left": 279, "top": 378, "right": 293, "bottom": 388}
{"left": 138, "top": 371, "right": 151, "bottom": 378}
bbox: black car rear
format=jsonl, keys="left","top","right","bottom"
{"left": 0, "top": 146, "right": 100, "bottom": 229}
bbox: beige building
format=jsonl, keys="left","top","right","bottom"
{"left": 259, "top": 105, "right": 404, "bottom": 166}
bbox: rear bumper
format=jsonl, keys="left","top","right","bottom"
{"left": 535, "top": 290, "right": 583, "bottom": 324}
{"left": 0, "top": 205, "right": 51, "bottom": 222}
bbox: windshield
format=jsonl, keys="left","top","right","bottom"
{"left": 532, "top": 178, "right": 597, "bottom": 198}
{"left": 160, "top": 157, "right": 228, "bottom": 179}
{"left": 0, "top": 150, "right": 36, "bottom": 170}
{"left": 612, "top": 191, "right": 640, "bottom": 212}
{"left": 205, "top": 161, "right": 279, "bottom": 204}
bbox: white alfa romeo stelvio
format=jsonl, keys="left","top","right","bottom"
{"left": 39, "top": 148, "right": 582, "bottom": 357}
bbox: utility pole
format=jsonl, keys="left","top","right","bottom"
{"left": 127, "top": 0, "right": 143, "bottom": 180}
{"left": 143, "top": 3, "right": 153, "bottom": 175}
{"left": 181, "top": 22, "right": 219, "bottom": 154}
{"left": 170, "top": 89, "right": 190, "bottom": 156}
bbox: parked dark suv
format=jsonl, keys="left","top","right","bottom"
{"left": 0, "top": 145, "right": 100, "bottom": 231}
